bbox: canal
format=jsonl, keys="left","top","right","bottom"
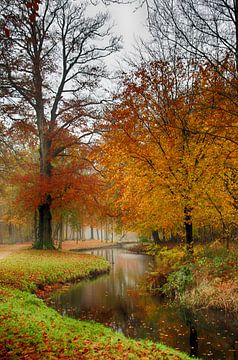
{"left": 50, "top": 247, "right": 238, "bottom": 359}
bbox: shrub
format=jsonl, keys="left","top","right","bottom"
{"left": 161, "top": 266, "right": 194, "bottom": 299}
{"left": 144, "top": 243, "right": 161, "bottom": 255}
{"left": 183, "top": 279, "right": 238, "bottom": 312}
{"left": 138, "top": 235, "right": 150, "bottom": 243}
{"left": 146, "top": 246, "right": 187, "bottom": 295}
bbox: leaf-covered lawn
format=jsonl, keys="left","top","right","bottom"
{"left": 0, "top": 250, "right": 110, "bottom": 292}
{"left": 0, "top": 288, "right": 193, "bottom": 359}
{"left": 0, "top": 249, "right": 196, "bottom": 359}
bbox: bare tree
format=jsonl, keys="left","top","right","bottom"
{"left": 0, "top": 0, "right": 120, "bottom": 249}
{"left": 140, "top": 0, "right": 238, "bottom": 73}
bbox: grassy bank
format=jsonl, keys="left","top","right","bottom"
{"left": 183, "top": 244, "right": 238, "bottom": 312}
{"left": 0, "top": 249, "right": 194, "bottom": 359}
{"left": 0, "top": 250, "right": 110, "bottom": 292}
{"left": 143, "top": 242, "right": 238, "bottom": 312}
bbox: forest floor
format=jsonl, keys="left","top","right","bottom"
{"left": 0, "top": 240, "right": 115, "bottom": 260}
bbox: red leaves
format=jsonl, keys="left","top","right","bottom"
{"left": 26, "top": 0, "right": 40, "bottom": 11}
{"left": 3, "top": 26, "right": 10, "bottom": 38}
{"left": 25, "top": 2, "right": 33, "bottom": 8}
{"left": 10, "top": 157, "right": 103, "bottom": 218}
{"left": 29, "top": 13, "right": 37, "bottom": 23}
{"left": 24, "top": 0, "right": 41, "bottom": 23}
{"left": 1, "top": 0, "right": 41, "bottom": 40}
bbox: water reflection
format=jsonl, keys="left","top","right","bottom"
{"left": 189, "top": 324, "right": 198, "bottom": 357}
{"left": 50, "top": 247, "right": 238, "bottom": 360}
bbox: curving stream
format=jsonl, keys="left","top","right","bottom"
{"left": 50, "top": 247, "right": 238, "bottom": 360}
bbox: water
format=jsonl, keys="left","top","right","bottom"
{"left": 50, "top": 247, "right": 238, "bottom": 359}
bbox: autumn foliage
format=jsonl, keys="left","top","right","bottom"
{"left": 95, "top": 58, "right": 238, "bottom": 248}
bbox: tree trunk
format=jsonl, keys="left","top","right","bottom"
{"left": 34, "top": 195, "right": 54, "bottom": 249}
{"left": 8, "top": 223, "right": 13, "bottom": 242}
{"left": 36, "top": 138, "right": 55, "bottom": 249}
{"left": 34, "top": 210, "right": 38, "bottom": 244}
{"left": 96, "top": 228, "right": 100, "bottom": 240}
{"left": 58, "top": 219, "right": 63, "bottom": 249}
{"left": 184, "top": 206, "right": 193, "bottom": 254}
{"left": 90, "top": 225, "right": 94, "bottom": 239}
{"left": 234, "top": 0, "right": 238, "bottom": 73}
{"left": 78, "top": 225, "right": 82, "bottom": 241}
{"left": 105, "top": 220, "right": 109, "bottom": 242}
{"left": 76, "top": 226, "right": 79, "bottom": 244}
{"left": 81, "top": 226, "right": 85, "bottom": 241}
{"left": 152, "top": 230, "right": 160, "bottom": 244}
{"left": 111, "top": 222, "right": 114, "bottom": 243}
{"left": 222, "top": 223, "right": 229, "bottom": 250}
{"left": 65, "top": 220, "right": 68, "bottom": 241}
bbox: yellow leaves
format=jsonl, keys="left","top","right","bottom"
{"left": 93, "top": 59, "right": 238, "bottom": 237}
{"left": 0, "top": 214, "right": 25, "bottom": 226}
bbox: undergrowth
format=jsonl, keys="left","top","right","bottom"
{"left": 145, "top": 242, "right": 238, "bottom": 312}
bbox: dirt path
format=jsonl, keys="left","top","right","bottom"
{"left": 0, "top": 240, "right": 114, "bottom": 260}
{"left": 0, "top": 243, "right": 31, "bottom": 260}
{"left": 61, "top": 240, "right": 114, "bottom": 251}
{"left": 0, "top": 251, "right": 13, "bottom": 260}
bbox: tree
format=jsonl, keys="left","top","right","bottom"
{"left": 136, "top": 0, "right": 238, "bottom": 248}
{"left": 97, "top": 59, "right": 236, "bottom": 251}
{"left": 0, "top": 0, "right": 120, "bottom": 249}
{"left": 142, "top": 0, "right": 238, "bottom": 71}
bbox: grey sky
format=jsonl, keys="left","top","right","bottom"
{"left": 107, "top": 3, "right": 149, "bottom": 51}
{"left": 96, "top": 2, "right": 151, "bottom": 69}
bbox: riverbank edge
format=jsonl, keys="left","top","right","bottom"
{"left": 35, "top": 266, "right": 109, "bottom": 299}
{"left": 0, "top": 248, "right": 196, "bottom": 359}
{"left": 131, "top": 242, "right": 238, "bottom": 314}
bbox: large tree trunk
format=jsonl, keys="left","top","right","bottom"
{"left": 184, "top": 206, "right": 193, "bottom": 254}
{"left": 34, "top": 135, "right": 55, "bottom": 249}
{"left": 34, "top": 195, "right": 54, "bottom": 249}
{"left": 33, "top": 35, "right": 55, "bottom": 249}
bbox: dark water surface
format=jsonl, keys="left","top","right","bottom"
{"left": 50, "top": 247, "right": 238, "bottom": 359}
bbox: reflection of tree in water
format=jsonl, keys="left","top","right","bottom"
{"left": 179, "top": 306, "right": 238, "bottom": 359}
{"left": 229, "top": 342, "right": 238, "bottom": 360}
{"left": 51, "top": 249, "right": 238, "bottom": 360}
{"left": 180, "top": 307, "right": 199, "bottom": 356}
{"left": 189, "top": 325, "right": 198, "bottom": 357}
{"left": 108, "top": 295, "right": 158, "bottom": 340}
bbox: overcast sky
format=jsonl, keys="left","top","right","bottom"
{"left": 96, "top": 2, "right": 151, "bottom": 69}
{"left": 107, "top": 3, "right": 149, "bottom": 49}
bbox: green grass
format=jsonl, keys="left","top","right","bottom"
{"left": 0, "top": 287, "right": 193, "bottom": 359}
{"left": 0, "top": 250, "right": 110, "bottom": 292}
{"left": 0, "top": 249, "right": 195, "bottom": 359}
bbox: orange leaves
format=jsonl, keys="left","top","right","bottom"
{"left": 4, "top": 139, "right": 102, "bottom": 225}
{"left": 11, "top": 159, "right": 103, "bottom": 215}
{"left": 96, "top": 58, "right": 238, "bottom": 237}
